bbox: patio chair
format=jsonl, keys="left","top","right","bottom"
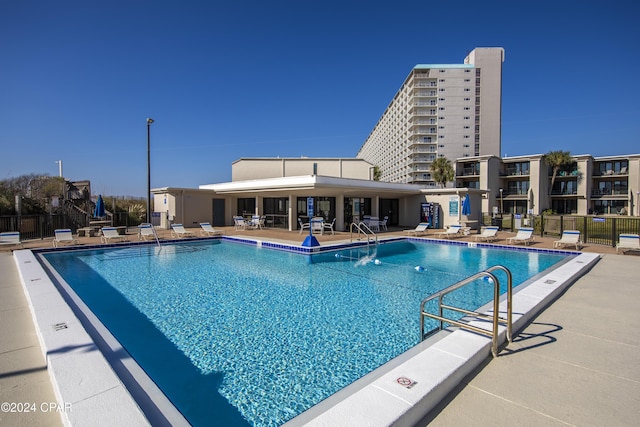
{"left": 298, "top": 218, "right": 310, "bottom": 234}
{"left": 403, "top": 223, "right": 429, "bottom": 236}
{"left": 616, "top": 234, "right": 640, "bottom": 254}
{"left": 249, "top": 215, "right": 266, "bottom": 230}
{"left": 0, "top": 231, "right": 23, "bottom": 248}
{"left": 53, "top": 229, "right": 79, "bottom": 247}
{"left": 553, "top": 230, "right": 582, "bottom": 250}
{"left": 138, "top": 223, "right": 157, "bottom": 241}
{"left": 379, "top": 216, "right": 388, "bottom": 231}
{"left": 233, "top": 216, "right": 247, "bottom": 231}
{"left": 473, "top": 226, "right": 499, "bottom": 242}
{"left": 323, "top": 218, "right": 336, "bottom": 235}
{"left": 171, "top": 224, "right": 196, "bottom": 238}
{"left": 311, "top": 217, "right": 324, "bottom": 234}
{"left": 100, "top": 227, "right": 128, "bottom": 243}
{"left": 200, "top": 222, "right": 224, "bottom": 236}
{"left": 507, "top": 227, "right": 535, "bottom": 246}
{"left": 435, "top": 224, "right": 463, "bottom": 239}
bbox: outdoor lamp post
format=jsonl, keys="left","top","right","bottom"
{"left": 637, "top": 191, "right": 640, "bottom": 217}
{"left": 499, "top": 188, "right": 504, "bottom": 215}
{"left": 146, "top": 118, "right": 154, "bottom": 223}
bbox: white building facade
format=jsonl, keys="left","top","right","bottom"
{"left": 357, "top": 47, "right": 505, "bottom": 187}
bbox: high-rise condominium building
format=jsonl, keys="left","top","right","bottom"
{"left": 357, "top": 47, "right": 505, "bottom": 187}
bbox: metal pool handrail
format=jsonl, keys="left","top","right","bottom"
{"left": 350, "top": 222, "right": 377, "bottom": 245}
{"left": 419, "top": 265, "right": 513, "bottom": 357}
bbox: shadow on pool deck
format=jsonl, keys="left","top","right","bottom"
{"left": 1, "top": 226, "right": 637, "bottom": 426}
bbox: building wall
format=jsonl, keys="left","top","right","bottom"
{"left": 232, "top": 158, "right": 373, "bottom": 181}
{"left": 357, "top": 47, "right": 504, "bottom": 187}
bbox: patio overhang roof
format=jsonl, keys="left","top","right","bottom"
{"left": 198, "top": 175, "right": 424, "bottom": 198}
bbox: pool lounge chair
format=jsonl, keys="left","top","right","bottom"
{"left": 0, "top": 231, "right": 23, "bottom": 248}
{"left": 553, "top": 230, "right": 582, "bottom": 250}
{"left": 474, "top": 226, "right": 499, "bottom": 242}
{"left": 617, "top": 234, "right": 640, "bottom": 254}
{"left": 100, "top": 227, "right": 128, "bottom": 243}
{"left": 435, "top": 224, "right": 463, "bottom": 239}
{"left": 138, "top": 223, "right": 157, "bottom": 241}
{"left": 200, "top": 222, "right": 224, "bottom": 236}
{"left": 507, "top": 227, "right": 535, "bottom": 246}
{"left": 53, "top": 229, "right": 79, "bottom": 247}
{"left": 171, "top": 224, "right": 196, "bottom": 238}
{"left": 404, "top": 223, "right": 429, "bottom": 236}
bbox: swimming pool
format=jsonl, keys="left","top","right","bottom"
{"left": 39, "top": 239, "right": 569, "bottom": 426}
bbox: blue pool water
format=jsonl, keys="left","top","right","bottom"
{"left": 42, "top": 240, "right": 568, "bottom": 426}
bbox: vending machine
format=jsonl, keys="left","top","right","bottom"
{"left": 420, "top": 202, "right": 441, "bottom": 229}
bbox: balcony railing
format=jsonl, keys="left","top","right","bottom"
{"left": 591, "top": 189, "right": 629, "bottom": 196}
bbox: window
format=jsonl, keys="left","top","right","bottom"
{"left": 464, "top": 88, "right": 471, "bottom": 92}
{"left": 439, "top": 107, "right": 445, "bottom": 110}
{"left": 439, "top": 79, "right": 445, "bottom": 82}
{"left": 439, "top": 88, "right": 446, "bottom": 92}
{"left": 464, "top": 98, "right": 470, "bottom": 101}
{"left": 464, "top": 107, "right": 470, "bottom": 110}
{"left": 464, "top": 116, "right": 470, "bottom": 120}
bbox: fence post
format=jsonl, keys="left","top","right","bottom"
{"left": 611, "top": 218, "right": 617, "bottom": 248}
{"left": 583, "top": 216, "right": 588, "bottom": 242}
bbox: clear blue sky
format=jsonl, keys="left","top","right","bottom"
{"left": 2, "top": 0, "right": 639, "bottom": 197}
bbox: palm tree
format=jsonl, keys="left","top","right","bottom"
{"left": 545, "top": 150, "right": 573, "bottom": 194}
{"left": 372, "top": 165, "right": 381, "bottom": 181}
{"left": 431, "top": 157, "right": 455, "bottom": 188}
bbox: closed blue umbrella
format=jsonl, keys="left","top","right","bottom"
{"left": 94, "top": 194, "right": 105, "bottom": 218}
{"left": 462, "top": 194, "right": 471, "bottom": 216}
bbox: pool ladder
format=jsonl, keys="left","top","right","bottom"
{"left": 419, "top": 265, "right": 513, "bottom": 357}
{"left": 350, "top": 222, "right": 378, "bottom": 246}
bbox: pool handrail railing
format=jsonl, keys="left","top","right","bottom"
{"left": 419, "top": 265, "right": 513, "bottom": 357}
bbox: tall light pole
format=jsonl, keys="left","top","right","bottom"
{"left": 499, "top": 188, "right": 504, "bottom": 215}
{"left": 146, "top": 118, "right": 154, "bottom": 223}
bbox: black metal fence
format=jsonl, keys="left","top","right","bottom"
{"left": 482, "top": 213, "right": 640, "bottom": 248}
{"left": 0, "top": 213, "right": 140, "bottom": 241}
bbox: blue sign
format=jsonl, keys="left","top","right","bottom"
{"left": 307, "top": 197, "right": 314, "bottom": 217}
{"left": 592, "top": 217, "right": 605, "bottom": 222}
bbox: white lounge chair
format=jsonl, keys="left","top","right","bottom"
{"left": 298, "top": 218, "right": 310, "bottom": 234}
{"left": 323, "top": 218, "right": 336, "bottom": 235}
{"left": 0, "top": 231, "right": 23, "bottom": 248}
{"left": 436, "top": 224, "right": 463, "bottom": 239}
{"left": 617, "top": 234, "right": 640, "bottom": 254}
{"left": 507, "top": 227, "right": 535, "bottom": 246}
{"left": 200, "top": 222, "right": 223, "bottom": 236}
{"left": 171, "top": 224, "right": 196, "bottom": 238}
{"left": 100, "top": 227, "right": 128, "bottom": 243}
{"left": 553, "top": 230, "right": 582, "bottom": 250}
{"left": 138, "top": 223, "right": 157, "bottom": 241}
{"left": 404, "top": 223, "right": 429, "bottom": 236}
{"left": 53, "top": 229, "right": 79, "bottom": 247}
{"left": 474, "top": 226, "right": 499, "bottom": 242}
{"left": 234, "top": 216, "right": 247, "bottom": 231}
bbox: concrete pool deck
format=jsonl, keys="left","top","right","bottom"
{"left": 1, "top": 226, "right": 639, "bottom": 426}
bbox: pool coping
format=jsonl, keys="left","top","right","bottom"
{"left": 13, "top": 237, "right": 600, "bottom": 426}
